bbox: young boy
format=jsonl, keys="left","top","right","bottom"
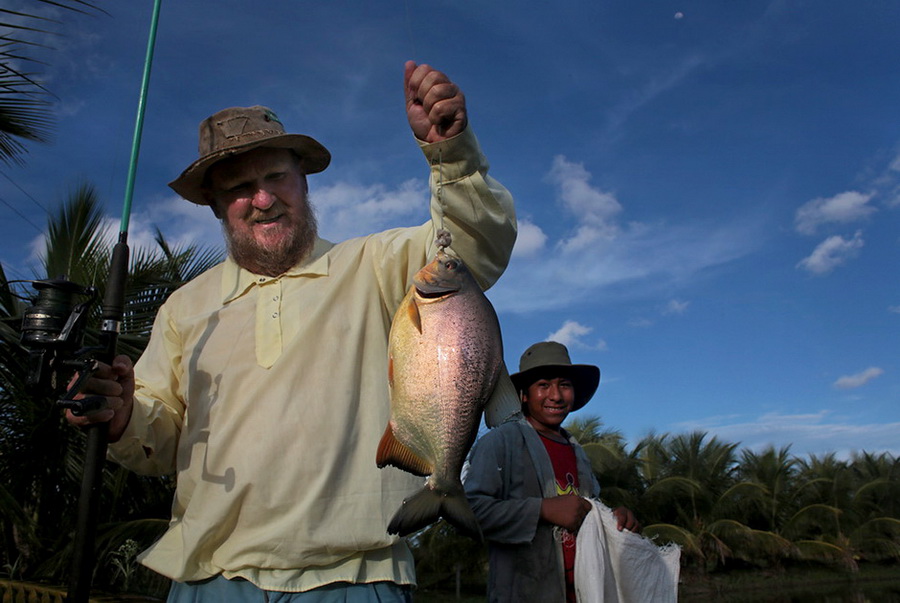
{"left": 464, "top": 341, "right": 640, "bottom": 602}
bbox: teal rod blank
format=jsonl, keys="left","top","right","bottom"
{"left": 119, "top": 0, "right": 162, "bottom": 235}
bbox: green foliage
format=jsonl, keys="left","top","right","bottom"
{"left": 408, "top": 520, "right": 488, "bottom": 594}
{"left": 0, "top": 1, "right": 107, "bottom": 165}
{"left": 564, "top": 420, "right": 900, "bottom": 577}
{"left": 0, "top": 189, "right": 220, "bottom": 594}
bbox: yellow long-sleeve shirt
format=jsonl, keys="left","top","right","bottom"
{"left": 107, "top": 128, "right": 516, "bottom": 591}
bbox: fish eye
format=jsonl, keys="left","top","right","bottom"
{"left": 444, "top": 259, "right": 458, "bottom": 270}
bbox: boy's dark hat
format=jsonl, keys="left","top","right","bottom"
{"left": 168, "top": 105, "right": 331, "bottom": 205}
{"left": 510, "top": 341, "right": 600, "bottom": 411}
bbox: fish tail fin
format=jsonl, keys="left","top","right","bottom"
{"left": 388, "top": 483, "right": 483, "bottom": 542}
{"left": 440, "top": 484, "right": 483, "bottom": 542}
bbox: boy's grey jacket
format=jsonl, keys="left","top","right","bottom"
{"left": 463, "top": 418, "right": 600, "bottom": 602}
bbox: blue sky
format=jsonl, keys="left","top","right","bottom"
{"left": 1, "top": 1, "right": 898, "bottom": 459}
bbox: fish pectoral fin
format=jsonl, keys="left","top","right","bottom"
{"left": 376, "top": 423, "right": 433, "bottom": 477}
{"left": 407, "top": 297, "right": 423, "bottom": 334}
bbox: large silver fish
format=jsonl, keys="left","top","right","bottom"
{"left": 377, "top": 250, "right": 503, "bottom": 538}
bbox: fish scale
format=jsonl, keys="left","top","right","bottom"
{"left": 376, "top": 250, "right": 503, "bottom": 538}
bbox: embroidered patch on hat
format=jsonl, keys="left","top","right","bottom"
{"left": 263, "top": 109, "right": 283, "bottom": 126}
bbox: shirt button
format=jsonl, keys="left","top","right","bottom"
{"left": 272, "top": 312, "right": 278, "bottom": 318}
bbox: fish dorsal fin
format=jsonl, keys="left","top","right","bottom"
{"left": 407, "top": 296, "right": 423, "bottom": 334}
{"left": 376, "top": 423, "right": 433, "bottom": 477}
{"left": 484, "top": 362, "right": 523, "bottom": 427}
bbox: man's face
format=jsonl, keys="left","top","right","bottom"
{"left": 522, "top": 376, "right": 576, "bottom": 433}
{"left": 206, "top": 147, "right": 317, "bottom": 276}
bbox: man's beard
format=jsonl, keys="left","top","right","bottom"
{"left": 223, "top": 199, "right": 318, "bottom": 277}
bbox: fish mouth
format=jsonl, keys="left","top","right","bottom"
{"left": 415, "top": 286, "right": 457, "bottom": 299}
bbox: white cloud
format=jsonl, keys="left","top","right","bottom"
{"left": 674, "top": 12, "right": 685, "bottom": 20}
{"left": 673, "top": 410, "right": 900, "bottom": 459}
{"left": 890, "top": 153, "right": 900, "bottom": 173}
{"left": 889, "top": 306, "right": 900, "bottom": 314}
{"left": 833, "top": 367, "right": 884, "bottom": 390}
{"left": 314, "top": 179, "right": 427, "bottom": 241}
{"left": 546, "top": 156, "right": 623, "bottom": 252}
{"left": 794, "top": 191, "right": 876, "bottom": 235}
{"left": 512, "top": 219, "right": 548, "bottom": 258}
{"left": 488, "top": 155, "right": 763, "bottom": 314}
{"left": 492, "top": 215, "right": 760, "bottom": 313}
{"left": 664, "top": 299, "right": 690, "bottom": 315}
{"left": 887, "top": 185, "right": 900, "bottom": 208}
{"left": 796, "top": 230, "right": 864, "bottom": 275}
{"left": 547, "top": 320, "right": 607, "bottom": 351}
{"left": 604, "top": 54, "right": 706, "bottom": 135}
{"left": 130, "top": 196, "right": 224, "bottom": 253}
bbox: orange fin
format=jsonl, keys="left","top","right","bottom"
{"left": 406, "top": 297, "right": 422, "bottom": 334}
{"left": 376, "top": 423, "right": 433, "bottom": 477}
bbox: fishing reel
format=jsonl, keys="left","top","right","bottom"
{"left": 20, "top": 277, "right": 106, "bottom": 415}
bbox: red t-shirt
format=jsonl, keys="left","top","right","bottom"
{"left": 539, "top": 432, "right": 580, "bottom": 602}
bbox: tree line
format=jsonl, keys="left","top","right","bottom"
{"left": 412, "top": 417, "right": 900, "bottom": 594}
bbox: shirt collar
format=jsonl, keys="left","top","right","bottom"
{"left": 220, "top": 238, "right": 334, "bottom": 303}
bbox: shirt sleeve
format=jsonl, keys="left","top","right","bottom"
{"left": 464, "top": 426, "right": 543, "bottom": 544}
{"left": 420, "top": 127, "right": 517, "bottom": 292}
{"left": 369, "top": 127, "right": 517, "bottom": 316}
{"left": 107, "top": 303, "right": 185, "bottom": 476}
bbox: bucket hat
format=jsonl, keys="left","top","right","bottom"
{"left": 169, "top": 105, "right": 331, "bottom": 205}
{"left": 510, "top": 341, "right": 600, "bottom": 411}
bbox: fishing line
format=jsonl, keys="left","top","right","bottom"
{"left": 0, "top": 168, "right": 51, "bottom": 214}
{"left": 0, "top": 192, "right": 44, "bottom": 232}
{"left": 434, "top": 147, "right": 452, "bottom": 251}
{"left": 401, "top": 1, "right": 450, "bottom": 252}
{"left": 404, "top": 0, "right": 418, "bottom": 60}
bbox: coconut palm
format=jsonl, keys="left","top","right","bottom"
{"left": 789, "top": 451, "right": 900, "bottom": 568}
{"left": 568, "top": 415, "right": 645, "bottom": 510}
{"left": 640, "top": 431, "right": 739, "bottom": 527}
{"left": 635, "top": 431, "right": 784, "bottom": 572}
{"left": 0, "top": 185, "right": 220, "bottom": 592}
{"left": 1, "top": 1, "right": 106, "bottom": 165}
{"left": 736, "top": 445, "right": 798, "bottom": 533}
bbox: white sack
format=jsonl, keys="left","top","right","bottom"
{"left": 574, "top": 500, "right": 681, "bottom": 602}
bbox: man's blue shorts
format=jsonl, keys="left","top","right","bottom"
{"left": 166, "top": 576, "right": 413, "bottom": 602}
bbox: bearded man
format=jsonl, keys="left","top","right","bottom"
{"left": 68, "top": 61, "right": 517, "bottom": 602}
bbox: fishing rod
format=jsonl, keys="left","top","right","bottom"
{"left": 67, "top": 2, "right": 162, "bottom": 598}
{"left": 19, "top": 1, "right": 163, "bottom": 601}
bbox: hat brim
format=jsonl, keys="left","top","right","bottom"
{"left": 510, "top": 364, "right": 600, "bottom": 411}
{"left": 168, "top": 134, "right": 331, "bottom": 205}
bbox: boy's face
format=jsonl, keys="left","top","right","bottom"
{"left": 522, "top": 375, "right": 575, "bottom": 432}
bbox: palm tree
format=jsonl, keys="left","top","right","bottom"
{"left": 1, "top": 1, "right": 106, "bottom": 164}
{"left": 641, "top": 431, "right": 739, "bottom": 527}
{"left": 0, "top": 185, "right": 220, "bottom": 592}
{"left": 736, "top": 445, "right": 798, "bottom": 533}
{"left": 636, "top": 431, "right": 766, "bottom": 572}
{"left": 567, "top": 415, "right": 645, "bottom": 510}
{"left": 789, "top": 451, "right": 900, "bottom": 568}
